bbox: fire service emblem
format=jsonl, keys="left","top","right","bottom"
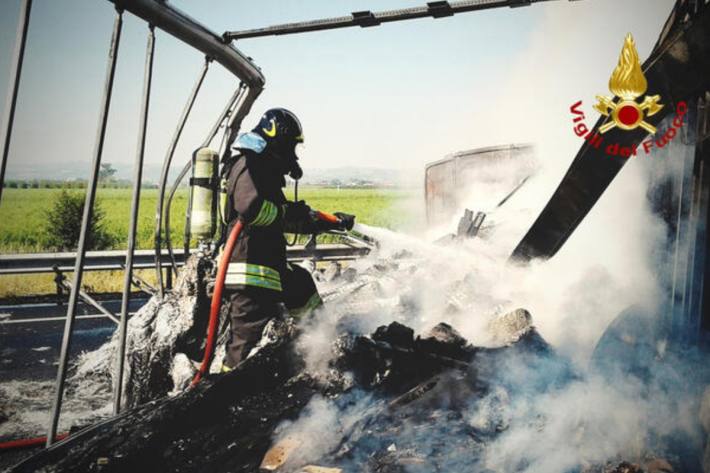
{"left": 594, "top": 33, "right": 663, "bottom": 134}
{"left": 569, "top": 32, "right": 686, "bottom": 158}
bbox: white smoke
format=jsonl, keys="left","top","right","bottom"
{"left": 483, "top": 374, "right": 696, "bottom": 471}
{"left": 274, "top": 1, "right": 707, "bottom": 471}
{"left": 426, "top": 0, "right": 676, "bottom": 364}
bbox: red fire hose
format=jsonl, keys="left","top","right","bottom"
{"left": 0, "top": 433, "right": 68, "bottom": 451}
{"left": 191, "top": 220, "right": 243, "bottom": 387}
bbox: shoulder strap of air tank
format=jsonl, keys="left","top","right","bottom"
{"left": 219, "top": 154, "right": 248, "bottom": 226}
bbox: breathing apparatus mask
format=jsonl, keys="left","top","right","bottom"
{"left": 270, "top": 139, "right": 303, "bottom": 180}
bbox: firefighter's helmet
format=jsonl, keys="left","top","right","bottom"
{"left": 252, "top": 108, "right": 304, "bottom": 178}
{"left": 253, "top": 108, "right": 304, "bottom": 145}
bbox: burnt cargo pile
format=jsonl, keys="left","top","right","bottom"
{"left": 10, "top": 312, "right": 567, "bottom": 472}
{"left": 10, "top": 315, "right": 707, "bottom": 470}
{"left": 7, "top": 251, "right": 710, "bottom": 472}
{"left": 64, "top": 255, "right": 222, "bottom": 410}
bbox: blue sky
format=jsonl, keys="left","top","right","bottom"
{"left": 0, "top": 0, "right": 674, "bottom": 181}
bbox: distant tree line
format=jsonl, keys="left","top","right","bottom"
{"left": 2, "top": 178, "right": 155, "bottom": 189}
{"left": 3, "top": 163, "right": 160, "bottom": 189}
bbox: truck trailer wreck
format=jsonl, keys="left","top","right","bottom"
{"left": 2, "top": 0, "right": 710, "bottom": 472}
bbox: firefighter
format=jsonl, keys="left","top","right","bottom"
{"left": 220, "top": 108, "right": 355, "bottom": 371}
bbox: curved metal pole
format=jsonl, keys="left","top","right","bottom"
{"left": 166, "top": 162, "right": 191, "bottom": 265}
{"left": 223, "top": 86, "right": 262, "bottom": 154}
{"left": 164, "top": 83, "right": 244, "bottom": 271}
{"left": 154, "top": 57, "right": 210, "bottom": 297}
{"left": 47, "top": 9, "right": 123, "bottom": 447}
{"left": 215, "top": 102, "right": 235, "bottom": 157}
{"left": 202, "top": 83, "right": 247, "bottom": 150}
{"left": 111, "top": 0, "right": 264, "bottom": 88}
{"left": 113, "top": 24, "right": 154, "bottom": 415}
{"left": 0, "top": 0, "right": 32, "bottom": 204}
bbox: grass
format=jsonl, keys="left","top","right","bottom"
{"left": 0, "top": 186, "right": 420, "bottom": 297}
{"left": 0, "top": 188, "right": 189, "bottom": 253}
{"left": 0, "top": 269, "right": 159, "bottom": 300}
{"left": 0, "top": 187, "right": 413, "bottom": 253}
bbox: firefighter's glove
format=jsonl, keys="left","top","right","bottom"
{"left": 284, "top": 200, "right": 311, "bottom": 221}
{"left": 334, "top": 212, "right": 356, "bottom": 231}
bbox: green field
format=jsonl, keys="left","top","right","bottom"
{"left": 0, "top": 187, "right": 417, "bottom": 253}
{"left": 0, "top": 186, "right": 421, "bottom": 297}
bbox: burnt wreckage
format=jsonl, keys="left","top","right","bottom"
{"left": 9, "top": 301, "right": 572, "bottom": 472}
{"left": 2, "top": 0, "right": 710, "bottom": 472}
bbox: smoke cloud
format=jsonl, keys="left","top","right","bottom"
{"left": 272, "top": 1, "right": 710, "bottom": 471}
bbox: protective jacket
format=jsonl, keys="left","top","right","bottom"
{"left": 222, "top": 132, "right": 320, "bottom": 295}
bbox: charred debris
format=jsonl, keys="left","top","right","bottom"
{"left": 8, "top": 302, "right": 562, "bottom": 470}
{"left": 6, "top": 253, "right": 710, "bottom": 473}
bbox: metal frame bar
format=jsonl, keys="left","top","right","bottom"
{"left": 47, "top": 8, "right": 123, "bottom": 447}
{"left": 223, "top": 85, "right": 262, "bottom": 154}
{"left": 164, "top": 164, "right": 191, "bottom": 278}
{"left": 154, "top": 58, "right": 210, "bottom": 297}
{"left": 668, "top": 105, "right": 695, "bottom": 338}
{"left": 687, "top": 96, "right": 710, "bottom": 343}
{"left": 111, "top": 0, "right": 264, "bottom": 87}
{"left": 59, "top": 277, "right": 120, "bottom": 324}
{"left": 0, "top": 0, "right": 32, "bottom": 204}
{"left": 130, "top": 270, "right": 157, "bottom": 296}
{"left": 113, "top": 24, "right": 155, "bottom": 415}
{"left": 223, "top": 0, "right": 562, "bottom": 41}
{"left": 109, "top": 0, "right": 266, "bottom": 152}
{"left": 109, "top": 0, "right": 267, "bottom": 298}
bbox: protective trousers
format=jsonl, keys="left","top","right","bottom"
{"left": 223, "top": 264, "right": 322, "bottom": 370}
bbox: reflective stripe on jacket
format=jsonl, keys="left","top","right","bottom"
{"left": 225, "top": 262, "right": 282, "bottom": 292}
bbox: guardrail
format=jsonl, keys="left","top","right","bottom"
{"left": 0, "top": 244, "right": 371, "bottom": 276}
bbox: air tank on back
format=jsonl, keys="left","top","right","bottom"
{"left": 189, "top": 147, "right": 219, "bottom": 243}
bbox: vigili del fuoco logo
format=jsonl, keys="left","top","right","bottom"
{"left": 569, "top": 33, "right": 687, "bottom": 158}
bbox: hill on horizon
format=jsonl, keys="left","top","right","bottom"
{"left": 7, "top": 162, "right": 421, "bottom": 187}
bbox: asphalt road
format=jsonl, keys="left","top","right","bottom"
{"left": 0, "top": 299, "right": 152, "bottom": 468}
{"left": 0, "top": 298, "right": 148, "bottom": 383}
